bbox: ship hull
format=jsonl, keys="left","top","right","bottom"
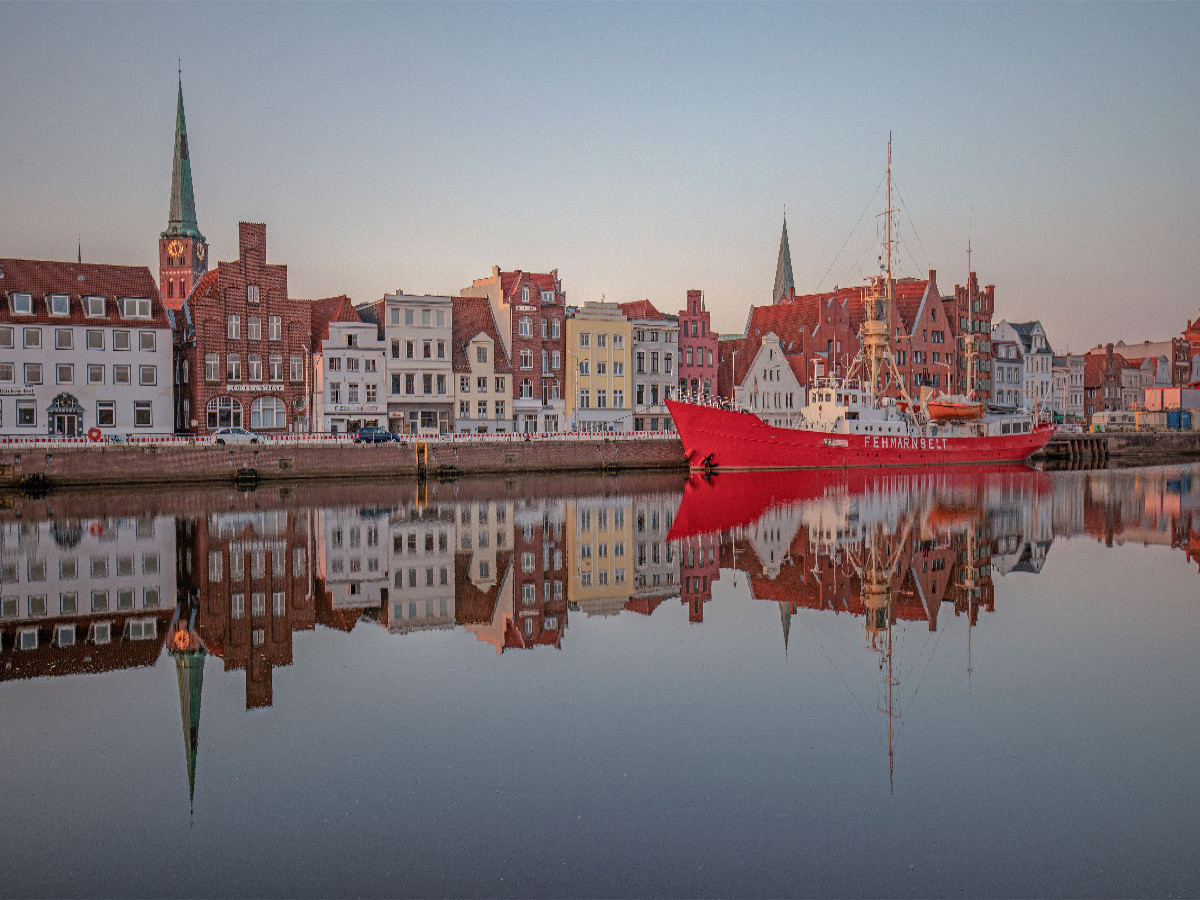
{"left": 666, "top": 399, "right": 1054, "bottom": 471}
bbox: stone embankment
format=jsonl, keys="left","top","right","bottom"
{"left": 1036, "top": 430, "right": 1200, "bottom": 468}
{"left": 0, "top": 434, "right": 688, "bottom": 490}
{"left": 3, "top": 429, "right": 1198, "bottom": 491}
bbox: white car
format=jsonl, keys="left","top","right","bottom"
{"left": 210, "top": 427, "right": 261, "bottom": 445}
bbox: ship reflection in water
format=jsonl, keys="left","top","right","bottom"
{"left": 1, "top": 465, "right": 1198, "bottom": 897}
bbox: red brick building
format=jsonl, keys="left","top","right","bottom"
{"left": 737, "top": 271, "right": 961, "bottom": 401}
{"left": 461, "top": 267, "right": 567, "bottom": 432}
{"left": 158, "top": 76, "right": 208, "bottom": 310}
{"left": 677, "top": 289, "right": 718, "bottom": 399}
{"left": 176, "top": 223, "right": 312, "bottom": 435}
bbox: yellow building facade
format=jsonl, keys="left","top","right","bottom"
{"left": 565, "top": 302, "right": 633, "bottom": 432}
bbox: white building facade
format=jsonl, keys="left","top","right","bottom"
{"left": 991, "top": 320, "right": 1054, "bottom": 415}
{"left": 732, "top": 332, "right": 805, "bottom": 427}
{"left": 382, "top": 292, "right": 454, "bottom": 434}
{"left": 313, "top": 319, "right": 388, "bottom": 434}
{"left": 0, "top": 260, "right": 174, "bottom": 438}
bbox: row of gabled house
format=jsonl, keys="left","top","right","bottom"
{"left": 7, "top": 78, "right": 1200, "bottom": 439}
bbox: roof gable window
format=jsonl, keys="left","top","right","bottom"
{"left": 48, "top": 294, "right": 70, "bottom": 316}
{"left": 85, "top": 296, "right": 105, "bottom": 317}
{"left": 121, "top": 297, "right": 152, "bottom": 319}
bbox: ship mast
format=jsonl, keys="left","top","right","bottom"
{"left": 861, "top": 134, "right": 898, "bottom": 407}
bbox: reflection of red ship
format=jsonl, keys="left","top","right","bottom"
{"left": 667, "top": 464, "right": 1051, "bottom": 542}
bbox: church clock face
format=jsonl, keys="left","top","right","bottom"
{"left": 166, "top": 239, "right": 184, "bottom": 257}
{"left": 195, "top": 243, "right": 206, "bottom": 261}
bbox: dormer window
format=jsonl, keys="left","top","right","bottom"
{"left": 121, "top": 297, "right": 152, "bottom": 319}
{"left": 85, "top": 295, "right": 105, "bottom": 317}
{"left": 48, "top": 294, "right": 69, "bottom": 316}
{"left": 541, "top": 290, "right": 555, "bottom": 304}
{"left": 10, "top": 293, "right": 32, "bottom": 315}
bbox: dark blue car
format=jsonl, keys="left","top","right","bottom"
{"left": 353, "top": 426, "right": 397, "bottom": 444}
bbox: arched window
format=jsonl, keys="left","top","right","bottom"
{"left": 167, "top": 280, "right": 174, "bottom": 299}
{"left": 251, "top": 396, "right": 286, "bottom": 430}
{"left": 519, "top": 349, "right": 533, "bottom": 369}
{"left": 518, "top": 316, "right": 533, "bottom": 338}
{"left": 206, "top": 397, "right": 242, "bottom": 429}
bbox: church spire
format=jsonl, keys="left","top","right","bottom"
{"left": 772, "top": 215, "right": 794, "bottom": 304}
{"left": 162, "top": 71, "right": 204, "bottom": 242}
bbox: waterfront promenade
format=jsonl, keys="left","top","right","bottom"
{"left": 2, "top": 429, "right": 1200, "bottom": 490}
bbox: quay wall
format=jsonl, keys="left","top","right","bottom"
{"left": 0, "top": 436, "right": 687, "bottom": 490}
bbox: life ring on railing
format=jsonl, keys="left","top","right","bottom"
{"left": 87, "top": 427, "right": 102, "bottom": 442}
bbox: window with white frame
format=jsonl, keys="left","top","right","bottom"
{"left": 227, "top": 315, "right": 240, "bottom": 340}
{"left": 269, "top": 315, "right": 281, "bottom": 341}
{"left": 23, "top": 327, "right": 40, "bottom": 349}
{"left": 85, "top": 295, "right": 105, "bottom": 317}
{"left": 96, "top": 401, "right": 115, "bottom": 427}
{"left": 11, "top": 293, "right": 32, "bottom": 315}
{"left": 139, "top": 365, "right": 156, "bottom": 386}
{"left": 113, "top": 330, "right": 130, "bottom": 351}
{"left": 121, "top": 297, "right": 152, "bottom": 318}
{"left": 134, "top": 402, "right": 152, "bottom": 427}
{"left": 251, "top": 396, "right": 286, "bottom": 429}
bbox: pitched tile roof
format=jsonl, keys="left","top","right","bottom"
{"left": 618, "top": 299, "right": 666, "bottom": 321}
{"left": 308, "top": 295, "right": 360, "bottom": 346}
{"left": 0, "top": 258, "right": 169, "bottom": 328}
{"left": 499, "top": 269, "right": 559, "bottom": 303}
{"left": 452, "top": 296, "right": 512, "bottom": 373}
{"left": 717, "top": 335, "right": 762, "bottom": 397}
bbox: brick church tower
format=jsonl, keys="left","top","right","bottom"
{"left": 158, "top": 74, "right": 208, "bottom": 310}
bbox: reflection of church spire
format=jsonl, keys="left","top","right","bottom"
{"left": 169, "top": 602, "right": 206, "bottom": 813}
{"left": 778, "top": 601, "right": 791, "bottom": 655}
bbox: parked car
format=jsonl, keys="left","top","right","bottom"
{"left": 210, "top": 427, "right": 261, "bottom": 445}
{"left": 353, "top": 426, "right": 397, "bottom": 444}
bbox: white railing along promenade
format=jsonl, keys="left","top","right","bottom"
{"left": 0, "top": 429, "right": 682, "bottom": 449}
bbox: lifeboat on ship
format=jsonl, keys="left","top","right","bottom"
{"left": 926, "top": 394, "right": 984, "bottom": 422}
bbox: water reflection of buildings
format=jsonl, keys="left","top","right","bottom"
{"left": 2, "top": 465, "right": 1199, "bottom": 805}
{"left": 0, "top": 514, "right": 176, "bottom": 680}
{"left": 179, "top": 508, "right": 312, "bottom": 709}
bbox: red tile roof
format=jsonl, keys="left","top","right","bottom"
{"left": 618, "top": 299, "right": 666, "bottom": 321}
{"left": 308, "top": 295, "right": 360, "bottom": 346}
{"left": 452, "top": 296, "right": 512, "bottom": 373}
{"left": 717, "top": 335, "right": 761, "bottom": 397}
{"left": 499, "top": 269, "right": 559, "bottom": 303}
{"left": 0, "top": 258, "right": 169, "bottom": 328}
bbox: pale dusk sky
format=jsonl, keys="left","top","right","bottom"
{"left": 2, "top": 1, "right": 1198, "bottom": 351}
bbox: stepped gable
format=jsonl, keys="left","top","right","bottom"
{"left": 716, "top": 334, "right": 762, "bottom": 398}
{"left": 308, "top": 295, "right": 360, "bottom": 346}
{"left": 0, "top": 258, "right": 167, "bottom": 327}
{"left": 618, "top": 298, "right": 666, "bottom": 321}
{"left": 451, "top": 295, "right": 512, "bottom": 374}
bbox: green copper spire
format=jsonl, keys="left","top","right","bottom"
{"left": 772, "top": 216, "right": 794, "bottom": 304}
{"left": 162, "top": 73, "right": 205, "bottom": 241}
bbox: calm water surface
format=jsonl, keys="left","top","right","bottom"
{"left": 1, "top": 464, "right": 1198, "bottom": 898}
